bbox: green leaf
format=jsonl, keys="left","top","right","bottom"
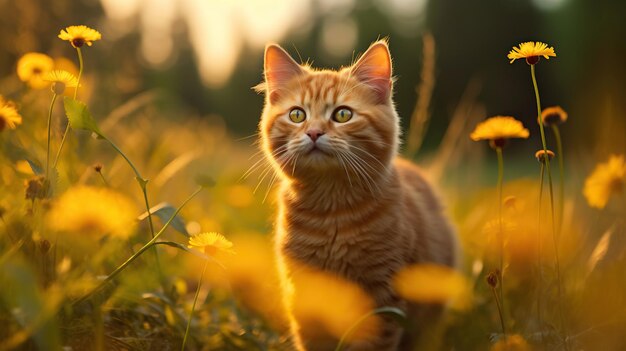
{"left": 138, "top": 202, "right": 189, "bottom": 236}
{"left": 25, "top": 159, "right": 43, "bottom": 175}
{"left": 135, "top": 177, "right": 149, "bottom": 189}
{"left": 63, "top": 97, "right": 103, "bottom": 137}
{"left": 152, "top": 241, "right": 191, "bottom": 252}
{"left": 194, "top": 174, "right": 216, "bottom": 188}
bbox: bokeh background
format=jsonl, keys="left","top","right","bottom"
{"left": 2, "top": 0, "right": 625, "bottom": 156}
{"left": 2, "top": 0, "right": 626, "bottom": 350}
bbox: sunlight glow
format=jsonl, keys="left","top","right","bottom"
{"left": 100, "top": 0, "right": 428, "bottom": 86}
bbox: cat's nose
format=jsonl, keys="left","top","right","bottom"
{"left": 306, "top": 129, "right": 325, "bottom": 142}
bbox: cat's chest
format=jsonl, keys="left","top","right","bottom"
{"left": 278, "top": 203, "right": 405, "bottom": 276}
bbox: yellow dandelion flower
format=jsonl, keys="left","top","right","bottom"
{"left": 583, "top": 154, "right": 626, "bottom": 209}
{"left": 188, "top": 232, "right": 235, "bottom": 256}
{"left": 17, "top": 52, "right": 54, "bottom": 89}
{"left": 541, "top": 105, "right": 568, "bottom": 126}
{"left": 490, "top": 334, "right": 531, "bottom": 351}
{"left": 43, "top": 70, "right": 79, "bottom": 95}
{"left": 393, "top": 264, "right": 471, "bottom": 309}
{"left": 508, "top": 41, "right": 556, "bottom": 64}
{"left": 47, "top": 185, "right": 136, "bottom": 238}
{"left": 470, "top": 116, "right": 529, "bottom": 148}
{"left": 0, "top": 97, "right": 23, "bottom": 132}
{"left": 58, "top": 25, "right": 102, "bottom": 48}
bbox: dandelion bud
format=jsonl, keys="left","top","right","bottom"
{"left": 39, "top": 239, "right": 51, "bottom": 254}
{"left": 52, "top": 81, "right": 66, "bottom": 95}
{"left": 535, "top": 149, "right": 555, "bottom": 164}
{"left": 541, "top": 106, "right": 568, "bottom": 126}
{"left": 486, "top": 270, "right": 499, "bottom": 288}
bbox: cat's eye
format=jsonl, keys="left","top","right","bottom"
{"left": 332, "top": 107, "right": 353, "bottom": 123}
{"left": 289, "top": 108, "right": 306, "bottom": 123}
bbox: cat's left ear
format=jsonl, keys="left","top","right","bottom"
{"left": 351, "top": 40, "right": 393, "bottom": 103}
{"left": 262, "top": 44, "right": 304, "bottom": 103}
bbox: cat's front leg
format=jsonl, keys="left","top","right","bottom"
{"left": 343, "top": 287, "right": 406, "bottom": 351}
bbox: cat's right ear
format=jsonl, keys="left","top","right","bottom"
{"left": 261, "top": 44, "right": 303, "bottom": 103}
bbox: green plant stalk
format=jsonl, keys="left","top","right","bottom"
{"left": 530, "top": 64, "right": 569, "bottom": 350}
{"left": 97, "top": 171, "right": 109, "bottom": 187}
{"left": 104, "top": 138, "right": 157, "bottom": 238}
{"left": 45, "top": 93, "right": 58, "bottom": 179}
{"left": 490, "top": 286, "right": 507, "bottom": 337}
{"left": 537, "top": 163, "right": 545, "bottom": 335}
{"left": 73, "top": 187, "right": 202, "bottom": 306}
{"left": 496, "top": 146, "right": 505, "bottom": 311}
{"left": 53, "top": 47, "right": 83, "bottom": 170}
{"left": 181, "top": 259, "right": 209, "bottom": 351}
{"left": 104, "top": 137, "right": 162, "bottom": 280}
{"left": 74, "top": 47, "right": 83, "bottom": 100}
{"left": 334, "top": 307, "right": 405, "bottom": 351}
{"left": 551, "top": 124, "right": 565, "bottom": 233}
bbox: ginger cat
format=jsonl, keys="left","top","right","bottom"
{"left": 256, "top": 40, "right": 458, "bottom": 350}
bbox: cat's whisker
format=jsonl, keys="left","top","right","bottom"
{"left": 234, "top": 132, "right": 261, "bottom": 142}
{"left": 345, "top": 150, "right": 384, "bottom": 196}
{"left": 348, "top": 137, "right": 393, "bottom": 147}
{"left": 334, "top": 150, "right": 353, "bottom": 188}
{"left": 241, "top": 147, "right": 288, "bottom": 181}
{"left": 348, "top": 144, "right": 389, "bottom": 170}
{"left": 263, "top": 170, "right": 279, "bottom": 204}
{"left": 253, "top": 163, "right": 276, "bottom": 194}
{"left": 341, "top": 150, "right": 379, "bottom": 196}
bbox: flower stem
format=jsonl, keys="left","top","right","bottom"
{"left": 72, "top": 187, "right": 203, "bottom": 306}
{"left": 52, "top": 125, "right": 69, "bottom": 171}
{"left": 97, "top": 172, "right": 109, "bottom": 187}
{"left": 104, "top": 137, "right": 162, "bottom": 278}
{"left": 490, "top": 286, "right": 507, "bottom": 337}
{"left": 537, "top": 163, "right": 545, "bottom": 336}
{"left": 551, "top": 124, "right": 565, "bottom": 233}
{"left": 182, "top": 259, "right": 209, "bottom": 351}
{"left": 74, "top": 47, "right": 83, "bottom": 100}
{"left": 45, "top": 93, "right": 58, "bottom": 180}
{"left": 53, "top": 47, "right": 83, "bottom": 170}
{"left": 496, "top": 146, "right": 505, "bottom": 310}
{"left": 530, "top": 64, "right": 569, "bottom": 350}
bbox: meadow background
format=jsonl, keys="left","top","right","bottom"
{"left": 1, "top": 0, "right": 625, "bottom": 350}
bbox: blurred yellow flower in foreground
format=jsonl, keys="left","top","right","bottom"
{"left": 583, "top": 154, "right": 625, "bottom": 209}
{"left": 508, "top": 41, "right": 556, "bottom": 64}
{"left": 188, "top": 232, "right": 235, "bottom": 256}
{"left": 490, "top": 334, "right": 531, "bottom": 351}
{"left": 17, "top": 52, "right": 54, "bottom": 89}
{"left": 393, "top": 264, "right": 471, "bottom": 310}
{"left": 0, "top": 97, "right": 22, "bottom": 132}
{"left": 470, "top": 116, "right": 529, "bottom": 147}
{"left": 47, "top": 185, "right": 136, "bottom": 238}
{"left": 290, "top": 267, "right": 379, "bottom": 343}
{"left": 58, "top": 25, "right": 102, "bottom": 48}
{"left": 44, "top": 70, "right": 79, "bottom": 95}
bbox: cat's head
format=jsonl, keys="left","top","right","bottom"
{"left": 257, "top": 40, "right": 399, "bottom": 184}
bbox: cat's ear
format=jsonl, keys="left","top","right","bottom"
{"left": 263, "top": 44, "right": 303, "bottom": 103}
{"left": 351, "top": 40, "right": 393, "bottom": 103}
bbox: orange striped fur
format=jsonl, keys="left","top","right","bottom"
{"left": 258, "top": 40, "right": 458, "bottom": 350}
